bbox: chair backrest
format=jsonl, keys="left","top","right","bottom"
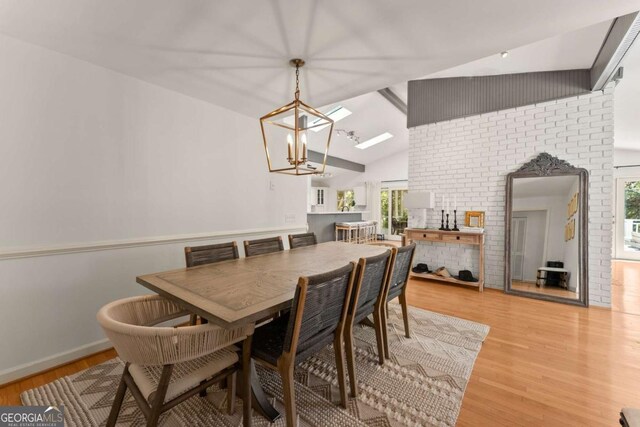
{"left": 288, "top": 232, "right": 317, "bottom": 249}
{"left": 283, "top": 263, "right": 356, "bottom": 359}
{"left": 350, "top": 251, "right": 392, "bottom": 318}
{"left": 184, "top": 241, "right": 239, "bottom": 267}
{"left": 97, "top": 295, "right": 252, "bottom": 366}
{"left": 387, "top": 243, "right": 417, "bottom": 296}
{"left": 244, "top": 236, "right": 284, "bottom": 257}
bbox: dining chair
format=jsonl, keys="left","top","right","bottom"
{"left": 344, "top": 250, "right": 393, "bottom": 398}
{"left": 250, "top": 263, "right": 357, "bottom": 427}
{"left": 184, "top": 241, "right": 240, "bottom": 324}
{"left": 288, "top": 232, "right": 317, "bottom": 249}
{"left": 97, "top": 295, "right": 253, "bottom": 427}
{"left": 185, "top": 241, "right": 239, "bottom": 267}
{"left": 243, "top": 236, "right": 284, "bottom": 257}
{"left": 382, "top": 243, "right": 416, "bottom": 359}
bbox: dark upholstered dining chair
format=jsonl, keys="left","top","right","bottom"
{"left": 382, "top": 243, "right": 416, "bottom": 359}
{"left": 185, "top": 241, "right": 239, "bottom": 267}
{"left": 184, "top": 241, "right": 240, "bottom": 324}
{"left": 288, "top": 232, "right": 317, "bottom": 249}
{"left": 243, "top": 236, "right": 284, "bottom": 257}
{"left": 250, "top": 263, "right": 357, "bottom": 427}
{"left": 344, "top": 250, "right": 393, "bottom": 398}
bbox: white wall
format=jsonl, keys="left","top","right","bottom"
{"left": 512, "top": 210, "right": 547, "bottom": 282}
{"left": 320, "top": 149, "right": 408, "bottom": 211}
{"left": 0, "top": 34, "right": 307, "bottom": 382}
{"left": 409, "top": 85, "right": 614, "bottom": 306}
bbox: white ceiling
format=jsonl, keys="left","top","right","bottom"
{"left": 313, "top": 92, "right": 408, "bottom": 165}
{"left": 513, "top": 176, "right": 577, "bottom": 198}
{"left": 389, "top": 20, "right": 613, "bottom": 104}
{"left": 615, "top": 38, "right": 640, "bottom": 151}
{"left": 0, "top": 0, "right": 638, "bottom": 121}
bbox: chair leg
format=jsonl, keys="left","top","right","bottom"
{"left": 106, "top": 365, "right": 129, "bottom": 427}
{"left": 224, "top": 372, "right": 236, "bottom": 415}
{"left": 381, "top": 301, "right": 391, "bottom": 359}
{"left": 199, "top": 379, "right": 208, "bottom": 397}
{"left": 344, "top": 322, "right": 358, "bottom": 398}
{"left": 399, "top": 292, "right": 411, "bottom": 338}
{"left": 372, "top": 309, "right": 386, "bottom": 365}
{"left": 147, "top": 365, "right": 173, "bottom": 427}
{"left": 278, "top": 361, "right": 297, "bottom": 427}
{"left": 333, "top": 333, "right": 348, "bottom": 408}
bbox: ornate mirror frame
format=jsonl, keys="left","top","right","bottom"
{"left": 504, "top": 153, "right": 589, "bottom": 307}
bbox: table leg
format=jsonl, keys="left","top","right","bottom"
{"left": 239, "top": 336, "right": 281, "bottom": 426}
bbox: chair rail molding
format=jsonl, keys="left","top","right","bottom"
{"left": 0, "top": 224, "right": 308, "bottom": 261}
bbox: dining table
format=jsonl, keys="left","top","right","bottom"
{"left": 136, "top": 241, "right": 389, "bottom": 426}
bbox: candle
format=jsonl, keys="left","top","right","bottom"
{"left": 301, "top": 133, "right": 307, "bottom": 160}
{"left": 454, "top": 195, "right": 457, "bottom": 211}
{"left": 287, "top": 134, "right": 293, "bottom": 160}
{"left": 441, "top": 195, "right": 444, "bottom": 210}
{"left": 446, "top": 197, "right": 449, "bottom": 213}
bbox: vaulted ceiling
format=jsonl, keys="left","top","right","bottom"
{"left": 0, "top": 0, "right": 638, "bottom": 120}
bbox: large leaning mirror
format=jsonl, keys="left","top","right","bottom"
{"left": 505, "top": 153, "right": 588, "bottom": 306}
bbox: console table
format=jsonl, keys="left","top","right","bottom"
{"left": 402, "top": 228, "right": 485, "bottom": 292}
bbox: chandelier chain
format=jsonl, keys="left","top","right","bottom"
{"left": 294, "top": 64, "right": 300, "bottom": 100}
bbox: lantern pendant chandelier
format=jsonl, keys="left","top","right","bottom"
{"left": 260, "top": 59, "right": 334, "bottom": 175}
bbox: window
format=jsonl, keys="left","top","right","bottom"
{"left": 337, "top": 190, "right": 354, "bottom": 211}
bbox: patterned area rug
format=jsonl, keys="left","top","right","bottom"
{"left": 21, "top": 304, "right": 489, "bottom": 426}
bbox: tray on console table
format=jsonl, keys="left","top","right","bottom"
{"left": 402, "top": 228, "right": 485, "bottom": 292}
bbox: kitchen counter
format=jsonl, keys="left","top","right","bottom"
{"left": 307, "top": 212, "right": 365, "bottom": 242}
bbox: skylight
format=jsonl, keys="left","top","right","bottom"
{"left": 355, "top": 132, "right": 393, "bottom": 149}
{"left": 310, "top": 106, "right": 352, "bottom": 132}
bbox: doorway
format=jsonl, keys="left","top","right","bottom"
{"left": 380, "top": 184, "right": 408, "bottom": 241}
{"left": 615, "top": 178, "right": 640, "bottom": 261}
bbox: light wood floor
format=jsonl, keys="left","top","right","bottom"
{"left": 2, "top": 261, "right": 640, "bottom": 426}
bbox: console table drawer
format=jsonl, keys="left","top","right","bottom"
{"left": 413, "top": 232, "right": 442, "bottom": 241}
{"left": 442, "top": 234, "right": 479, "bottom": 244}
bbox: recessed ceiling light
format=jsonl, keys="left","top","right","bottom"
{"left": 500, "top": 51, "right": 509, "bottom": 58}
{"left": 355, "top": 132, "right": 393, "bottom": 149}
{"left": 311, "top": 106, "right": 352, "bottom": 132}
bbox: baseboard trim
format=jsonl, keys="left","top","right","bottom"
{"left": 0, "top": 224, "right": 308, "bottom": 260}
{"left": 0, "top": 339, "right": 112, "bottom": 386}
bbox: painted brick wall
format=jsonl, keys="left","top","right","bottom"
{"left": 408, "top": 84, "right": 614, "bottom": 306}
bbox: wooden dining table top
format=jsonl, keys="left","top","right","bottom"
{"left": 137, "top": 241, "right": 389, "bottom": 328}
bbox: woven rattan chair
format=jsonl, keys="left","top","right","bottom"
{"left": 185, "top": 241, "right": 239, "bottom": 267}
{"left": 345, "top": 250, "right": 393, "bottom": 397}
{"left": 382, "top": 243, "right": 416, "bottom": 359}
{"left": 243, "top": 236, "right": 284, "bottom": 257}
{"left": 184, "top": 241, "right": 240, "bottom": 324}
{"left": 288, "top": 232, "right": 317, "bottom": 249}
{"left": 250, "top": 263, "right": 357, "bottom": 427}
{"left": 97, "top": 295, "right": 253, "bottom": 427}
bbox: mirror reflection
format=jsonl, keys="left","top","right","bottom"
{"left": 510, "top": 175, "right": 580, "bottom": 300}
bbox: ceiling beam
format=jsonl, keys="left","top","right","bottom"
{"left": 307, "top": 150, "right": 365, "bottom": 173}
{"left": 591, "top": 12, "right": 640, "bottom": 91}
{"left": 377, "top": 88, "right": 407, "bottom": 115}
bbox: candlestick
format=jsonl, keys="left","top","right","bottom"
{"left": 445, "top": 213, "right": 450, "bottom": 231}
{"left": 452, "top": 209, "right": 459, "bottom": 231}
{"left": 439, "top": 209, "right": 445, "bottom": 230}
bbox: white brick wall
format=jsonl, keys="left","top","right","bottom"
{"left": 408, "top": 84, "right": 614, "bottom": 306}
